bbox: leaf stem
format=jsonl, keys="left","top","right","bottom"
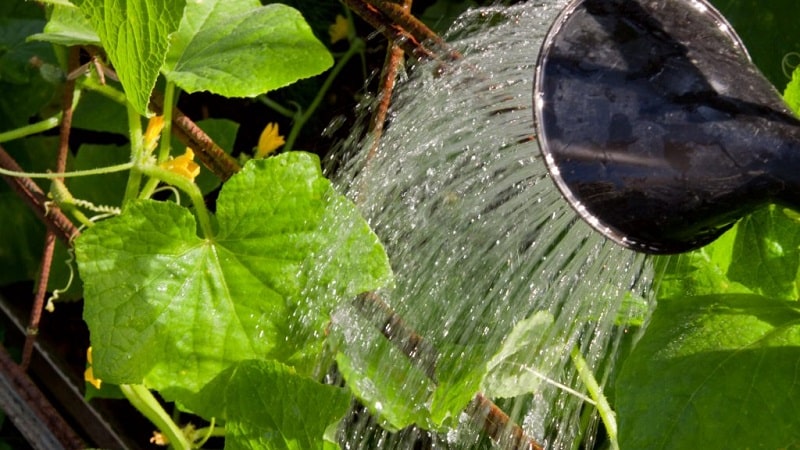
{"left": 119, "top": 384, "right": 192, "bottom": 450}
{"left": 193, "top": 419, "right": 225, "bottom": 447}
{"left": 0, "top": 114, "right": 62, "bottom": 144}
{"left": 283, "top": 37, "right": 365, "bottom": 151}
{"left": 0, "top": 162, "right": 135, "bottom": 179}
{"left": 139, "top": 164, "right": 214, "bottom": 239}
{"left": 122, "top": 102, "right": 146, "bottom": 208}
{"left": 258, "top": 95, "right": 296, "bottom": 118}
{"left": 82, "top": 76, "right": 128, "bottom": 105}
{"left": 140, "top": 81, "right": 178, "bottom": 199}
{"left": 570, "top": 346, "right": 619, "bottom": 450}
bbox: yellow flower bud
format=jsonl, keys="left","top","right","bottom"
{"left": 160, "top": 148, "right": 201, "bottom": 181}
{"left": 85, "top": 347, "right": 102, "bottom": 389}
{"left": 256, "top": 122, "right": 285, "bottom": 158}
{"left": 329, "top": 14, "right": 350, "bottom": 44}
{"left": 144, "top": 116, "right": 165, "bottom": 153}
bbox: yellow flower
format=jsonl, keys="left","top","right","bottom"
{"left": 85, "top": 347, "right": 102, "bottom": 390}
{"left": 150, "top": 432, "right": 168, "bottom": 446}
{"left": 256, "top": 122, "right": 285, "bottom": 158}
{"left": 329, "top": 14, "right": 350, "bottom": 44}
{"left": 144, "top": 115, "right": 165, "bottom": 153}
{"left": 160, "top": 148, "right": 201, "bottom": 182}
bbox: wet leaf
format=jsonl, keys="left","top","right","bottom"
{"left": 75, "top": 153, "right": 392, "bottom": 395}
{"left": 185, "top": 359, "right": 350, "bottom": 450}
{"left": 482, "top": 311, "right": 555, "bottom": 399}
{"left": 331, "top": 303, "right": 436, "bottom": 431}
{"left": 72, "top": 0, "right": 185, "bottom": 115}
{"left": 162, "top": 0, "right": 333, "bottom": 97}
{"left": 617, "top": 294, "right": 800, "bottom": 449}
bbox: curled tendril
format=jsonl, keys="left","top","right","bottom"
{"left": 782, "top": 52, "right": 800, "bottom": 79}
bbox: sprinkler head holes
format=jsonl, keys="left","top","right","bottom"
{"left": 533, "top": 0, "right": 800, "bottom": 254}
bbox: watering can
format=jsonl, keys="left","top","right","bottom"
{"left": 533, "top": 0, "right": 800, "bottom": 253}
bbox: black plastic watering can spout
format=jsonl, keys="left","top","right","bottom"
{"left": 533, "top": 0, "right": 800, "bottom": 254}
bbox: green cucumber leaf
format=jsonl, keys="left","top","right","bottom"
{"left": 27, "top": 4, "right": 100, "bottom": 46}
{"left": 654, "top": 227, "right": 751, "bottom": 300}
{"left": 482, "top": 311, "right": 555, "bottom": 399}
{"left": 785, "top": 65, "right": 800, "bottom": 116}
{"left": 71, "top": 0, "right": 185, "bottom": 116}
{"left": 185, "top": 359, "right": 350, "bottom": 450}
{"left": 330, "top": 303, "right": 436, "bottom": 431}
{"left": 0, "top": 18, "right": 58, "bottom": 127}
{"left": 659, "top": 205, "right": 800, "bottom": 301}
{"left": 162, "top": 0, "right": 333, "bottom": 97}
{"left": 727, "top": 205, "right": 800, "bottom": 300}
{"left": 616, "top": 294, "right": 800, "bottom": 449}
{"left": 75, "top": 152, "right": 392, "bottom": 395}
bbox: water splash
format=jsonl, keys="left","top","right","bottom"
{"left": 330, "top": 2, "right": 655, "bottom": 448}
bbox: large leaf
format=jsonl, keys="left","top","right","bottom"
{"left": 75, "top": 152, "right": 392, "bottom": 395}
{"left": 727, "top": 205, "right": 800, "bottom": 300}
{"left": 71, "top": 0, "right": 185, "bottom": 115}
{"left": 0, "top": 17, "right": 58, "bottom": 127}
{"left": 161, "top": 0, "right": 332, "bottom": 97}
{"left": 27, "top": 4, "right": 100, "bottom": 46}
{"left": 617, "top": 294, "right": 800, "bottom": 449}
{"left": 185, "top": 359, "right": 350, "bottom": 450}
{"left": 654, "top": 227, "right": 751, "bottom": 300}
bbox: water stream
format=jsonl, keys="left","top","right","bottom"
{"left": 329, "top": 2, "right": 656, "bottom": 448}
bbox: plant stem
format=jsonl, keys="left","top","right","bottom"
{"left": 82, "top": 77, "right": 128, "bottom": 105}
{"left": 119, "top": 384, "right": 192, "bottom": 450}
{"left": 157, "top": 82, "right": 176, "bottom": 164}
{"left": 570, "top": 346, "right": 619, "bottom": 450}
{"left": 283, "top": 37, "right": 364, "bottom": 151}
{"left": 122, "top": 102, "right": 145, "bottom": 208}
{"left": 258, "top": 95, "right": 295, "bottom": 118}
{"left": 140, "top": 82, "right": 178, "bottom": 199}
{"left": 0, "top": 162, "right": 135, "bottom": 179}
{"left": 139, "top": 164, "right": 215, "bottom": 239}
{"left": 0, "top": 115, "right": 62, "bottom": 144}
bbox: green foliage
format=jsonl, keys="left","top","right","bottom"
{"left": 617, "top": 294, "right": 800, "bottom": 449}
{"left": 162, "top": 0, "right": 333, "bottom": 97}
{"left": 785, "top": 66, "right": 800, "bottom": 116}
{"left": 4, "top": 0, "right": 800, "bottom": 448}
{"left": 0, "top": 14, "right": 58, "bottom": 128}
{"left": 75, "top": 154, "right": 391, "bottom": 393}
{"left": 185, "top": 359, "right": 351, "bottom": 450}
{"left": 615, "top": 13, "right": 800, "bottom": 449}
{"left": 28, "top": 4, "right": 101, "bottom": 47}
{"left": 71, "top": 0, "right": 186, "bottom": 116}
